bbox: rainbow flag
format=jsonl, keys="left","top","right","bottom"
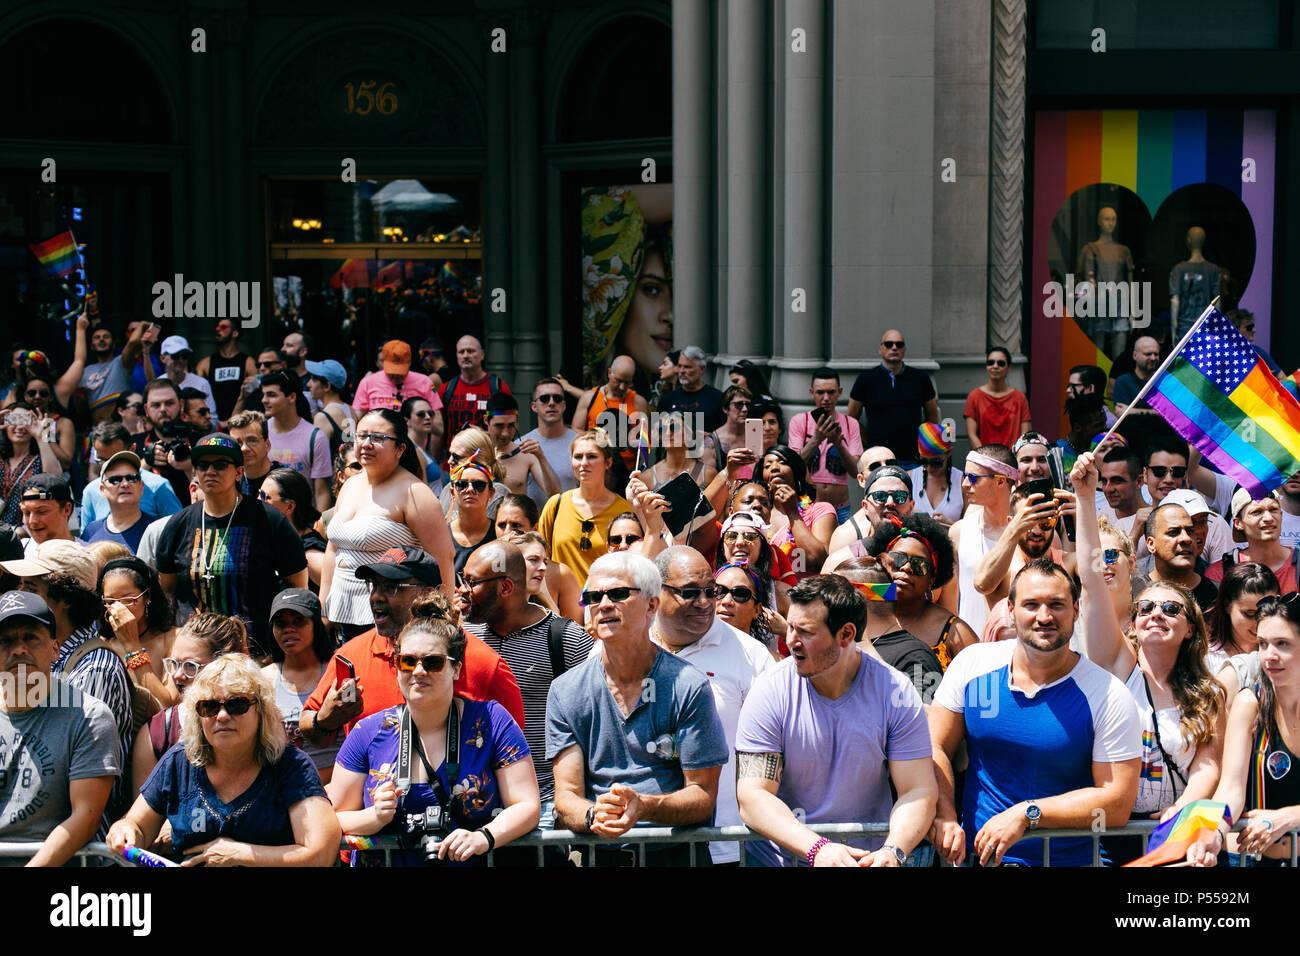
{"left": 634, "top": 419, "right": 650, "bottom": 471}
{"left": 1123, "top": 799, "right": 1230, "bottom": 867}
{"left": 1145, "top": 306, "right": 1300, "bottom": 498}
{"left": 1283, "top": 371, "right": 1299, "bottom": 401}
{"left": 851, "top": 581, "right": 898, "bottom": 602}
{"left": 29, "top": 231, "right": 82, "bottom": 278}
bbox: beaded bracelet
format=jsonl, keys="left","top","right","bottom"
{"left": 806, "top": 837, "right": 830, "bottom": 867}
{"left": 125, "top": 648, "right": 151, "bottom": 671}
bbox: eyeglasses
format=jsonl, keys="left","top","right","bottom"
{"left": 1243, "top": 324, "right": 1256, "bottom": 333}
{"left": 608, "top": 534, "right": 642, "bottom": 546}
{"left": 986, "top": 359, "right": 1008, "bottom": 367}
{"left": 124, "top": 402, "right": 145, "bottom": 412}
{"left": 1135, "top": 599, "right": 1186, "bottom": 618}
{"left": 195, "top": 696, "right": 255, "bottom": 718}
{"left": 885, "top": 551, "right": 932, "bottom": 576}
{"left": 1148, "top": 466, "right": 1188, "bottom": 480}
{"left": 343, "top": 461, "right": 363, "bottom": 472}
{"left": 535, "top": 393, "right": 565, "bottom": 404}
{"left": 25, "top": 389, "right": 50, "bottom": 399}
{"left": 868, "top": 490, "right": 911, "bottom": 505}
{"left": 456, "top": 573, "right": 507, "bottom": 590}
{"left": 579, "top": 519, "right": 595, "bottom": 551}
{"left": 962, "top": 472, "right": 1002, "bottom": 484}
{"left": 663, "top": 583, "right": 718, "bottom": 602}
{"left": 163, "top": 658, "right": 202, "bottom": 678}
{"left": 397, "top": 653, "right": 451, "bottom": 673}
{"left": 356, "top": 432, "right": 397, "bottom": 446}
{"left": 881, "top": 341, "right": 904, "bottom": 349}
{"left": 453, "top": 479, "right": 489, "bottom": 493}
{"left": 102, "top": 591, "right": 146, "bottom": 608}
{"left": 256, "top": 360, "right": 278, "bottom": 369}
{"left": 1103, "top": 548, "right": 1119, "bottom": 565}
{"left": 580, "top": 586, "right": 641, "bottom": 606}
{"left": 103, "top": 473, "right": 142, "bottom": 486}
{"left": 729, "top": 401, "right": 749, "bottom": 410}
{"left": 866, "top": 459, "right": 899, "bottom": 473}
{"left": 713, "top": 584, "right": 756, "bottom": 603}
{"left": 411, "top": 410, "right": 433, "bottom": 418}
{"left": 193, "top": 459, "right": 234, "bottom": 473}
{"left": 257, "top": 491, "right": 277, "bottom": 503}
{"left": 366, "top": 580, "right": 422, "bottom": 596}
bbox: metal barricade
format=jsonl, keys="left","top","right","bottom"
{"left": 0, "top": 841, "right": 138, "bottom": 866}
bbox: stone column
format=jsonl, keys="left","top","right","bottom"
{"left": 482, "top": 15, "right": 513, "bottom": 390}
{"left": 671, "top": 0, "right": 714, "bottom": 354}
{"left": 507, "top": 11, "right": 546, "bottom": 394}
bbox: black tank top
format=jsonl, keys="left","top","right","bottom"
{"left": 206, "top": 351, "right": 250, "bottom": 420}
{"left": 1249, "top": 724, "right": 1300, "bottom": 811}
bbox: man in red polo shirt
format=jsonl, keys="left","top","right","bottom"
{"left": 299, "top": 547, "right": 524, "bottom": 746}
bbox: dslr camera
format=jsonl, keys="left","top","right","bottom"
{"left": 402, "top": 805, "right": 450, "bottom": 863}
{"left": 144, "top": 420, "right": 195, "bottom": 464}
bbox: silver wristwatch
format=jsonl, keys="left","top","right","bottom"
{"left": 881, "top": 842, "right": 906, "bottom": 863}
{"left": 1025, "top": 801, "right": 1042, "bottom": 830}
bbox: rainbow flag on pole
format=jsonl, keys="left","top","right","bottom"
{"left": 1123, "top": 799, "right": 1230, "bottom": 867}
{"left": 28, "top": 231, "right": 82, "bottom": 278}
{"left": 1145, "top": 306, "right": 1300, "bottom": 498}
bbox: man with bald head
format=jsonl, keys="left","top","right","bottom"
{"left": 439, "top": 334, "right": 512, "bottom": 443}
{"left": 651, "top": 545, "right": 772, "bottom": 864}
{"left": 825, "top": 451, "right": 914, "bottom": 567}
{"left": 1112, "top": 336, "right": 1161, "bottom": 415}
{"left": 848, "top": 330, "right": 940, "bottom": 469}
{"left": 459, "top": 540, "right": 591, "bottom": 830}
{"left": 573, "top": 354, "right": 650, "bottom": 453}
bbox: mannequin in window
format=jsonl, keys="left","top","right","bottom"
{"left": 1077, "top": 206, "right": 1135, "bottom": 359}
{"left": 1168, "top": 227, "right": 1221, "bottom": 342}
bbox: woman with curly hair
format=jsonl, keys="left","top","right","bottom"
{"left": 759, "top": 445, "right": 836, "bottom": 573}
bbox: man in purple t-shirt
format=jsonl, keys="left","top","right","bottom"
{"left": 261, "top": 370, "right": 331, "bottom": 510}
{"left": 735, "top": 574, "right": 936, "bottom": 867}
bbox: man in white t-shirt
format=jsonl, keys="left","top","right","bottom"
{"left": 520, "top": 377, "right": 578, "bottom": 508}
{"left": 650, "top": 546, "right": 772, "bottom": 864}
{"left": 159, "top": 336, "right": 217, "bottom": 421}
{"left": 260, "top": 370, "right": 331, "bottom": 510}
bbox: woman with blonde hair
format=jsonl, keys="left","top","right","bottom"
{"left": 109, "top": 653, "right": 340, "bottom": 866}
{"left": 438, "top": 426, "right": 509, "bottom": 519}
{"left": 1095, "top": 514, "right": 1146, "bottom": 630}
{"left": 538, "top": 430, "right": 631, "bottom": 582}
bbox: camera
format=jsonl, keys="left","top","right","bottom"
{"left": 144, "top": 421, "right": 195, "bottom": 465}
{"left": 402, "top": 805, "right": 450, "bottom": 863}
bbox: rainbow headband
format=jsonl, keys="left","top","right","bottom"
{"left": 965, "top": 451, "right": 1018, "bottom": 479}
{"left": 449, "top": 449, "right": 484, "bottom": 483}
{"left": 886, "top": 528, "right": 938, "bottom": 574}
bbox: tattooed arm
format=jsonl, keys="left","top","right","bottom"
{"left": 735, "top": 751, "right": 867, "bottom": 866}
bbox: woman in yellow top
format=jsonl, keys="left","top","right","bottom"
{"left": 538, "top": 431, "right": 631, "bottom": 584}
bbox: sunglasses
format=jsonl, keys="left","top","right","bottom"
{"left": 580, "top": 586, "right": 641, "bottom": 606}
{"left": 866, "top": 458, "right": 899, "bottom": 473}
{"left": 411, "top": 410, "right": 433, "bottom": 418}
{"left": 103, "top": 473, "right": 141, "bottom": 486}
{"left": 723, "top": 530, "right": 762, "bottom": 543}
{"left": 962, "top": 472, "right": 1002, "bottom": 484}
{"left": 535, "top": 393, "right": 565, "bottom": 404}
{"left": 195, "top": 696, "right": 255, "bottom": 718}
{"left": 579, "top": 519, "right": 595, "bottom": 551}
{"left": 882, "top": 341, "right": 904, "bottom": 349}
{"left": 885, "top": 550, "right": 932, "bottom": 576}
{"left": 713, "top": 584, "right": 756, "bottom": 603}
{"left": 1103, "top": 548, "right": 1119, "bottom": 565}
{"left": 453, "top": 479, "right": 489, "bottom": 493}
{"left": 730, "top": 401, "right": 749, "bottom": 410}
{"left": 1135, "top": 599, "right": 1186, "bottom": 618}
{"left": 1148, "top": 465, "right": 1188, "bottom": 480}
{"left": 343, "top": 461, "right": 363, "bottom": 472}
{"left": 869, "top": 489, "right": 910, "bottom": 505}
{"left": 1256, "top": 593, "right": 1300, "bottom": 613}
{"left": 397, "top": 653, "right": 452, "bottom": 673}
{"left": 25, "top": 389, "right": 50, "bottom": 399}
{"left": 986, "top": 359, "right": 1008, "bottom": 367}
{"left": 258, "top": 491, "right": 276, "bottom": 502}
{"left": 256, "top": 360, "right": 278, "bottom": 369}
{"left": 608, "top": 534, "right": 642, "bottom": 546}
{"left": 664, "top": 584, "right": 718, "bottom": 602}
{"left": 367, "top": 580, "right": 422, "bottom": 596}
{"left": 163, "top": 658, "right": 203, "bottom": 678}
{"left": 193, "top": 459, "right": 234, "bottom": 473}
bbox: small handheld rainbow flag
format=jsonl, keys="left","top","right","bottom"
{"left": 634, "top": 419, "right": 650, "bottom": 472}
{"left": 1122, "top": 799, "right": 1230, "bottom": 867}
{"left": 121, "top": 845, "right": 178, "bottom": 868}
{"left": 29, "top": 231, "right": 82, "bottom": 279}
{"left": 342, "top": 834, "right": 383, "bottom": 850}
{"left": 851, "top": 580, "right": 898, "bottom": 602}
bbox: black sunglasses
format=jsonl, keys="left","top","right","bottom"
{"left": 663, "top": 583, "right": 718, "bottom": 602}
{"left": 103, "top": 473, "right": 141, "bottom": 486}
{"left": 885, "top": 551, "right": 931, "bottom": 576}
{"left": 25, "top": 389, "right": 50, "bottom": 398}
{"left": 986, "top": 359, "right": 1008, "bottom": 367}
{"left": 1148, "top": 465, "right": 1188, "bottom": 479}
{"left": 195, "top": 696, "right": 255, "bottom": 718}
{"left": 579, "top": 519, "right": 595, "bottom": 551}
{"left": 608, "top": 534, "right": 642, "bottom": 546}
{"left": 453, "top": 479, "right": 489, "bottom": 493}
{"left": 1135, "top": 599, "right": 1186, "bottom": 618}
{"left": 869, "top": 490, "right": 910, "bottom": 505}
{"left": 881, "top": 340, "right": 904, "bottom": 349}
{"left": 1256, "top": 593, "right": 1300, "bottom": 613}
{"left": 535, "top": 393, "right": 565, "bottom": 404}
{"left": 397, "top": 653, "right": 451, "bottom": 673}
{"left": 713, "top": 584, "right": 756, "bottom": 603}
{"left": 580, "top": 586, "right": 641, "bottom": 606}
{"left": 866, "top": 458, "right": 899, "bottom": 473}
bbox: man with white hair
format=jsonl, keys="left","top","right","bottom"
{"left": 660, "top": 345, "right": 726, "bottom": 432}
{"left": 547, "top": 550, "right": 728, "bottom": 865}
{"left": 651, "top": 546, "right": 772, "bottom": 864}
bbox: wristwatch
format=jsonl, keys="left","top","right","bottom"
{"left": 1025, "top": 802, "right": 1042, "bottom": 830}
{"left": 881, "top": 843, "right": 906, "bottom": 864}
{"left": 585, "top": 806, "right": 596, "bottom": 830}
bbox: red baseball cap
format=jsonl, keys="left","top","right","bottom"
{"left": 382, "top": 340, "right": 412, "bottom": 375}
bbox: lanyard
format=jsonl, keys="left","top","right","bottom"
{"left": 396, "top": 701, "right": 460, "bottom": 812}
{"left": 1143, "top": 674, "right": 1187, "bottom": 790}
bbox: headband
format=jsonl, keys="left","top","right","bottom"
{"left": 886, "top": 528, "right": 939, "bottom": 575}
{"left": 1012, "top": 432, "right": 1051, "bottom": 456}
{"left": 966, "top": 451, "right": 1018, "bottom": 479}
{"left": 715, "top": 561, "right": 765, "bottom": 594}
{"left": 449, "top": 449, "right": 484, "bottom": 483}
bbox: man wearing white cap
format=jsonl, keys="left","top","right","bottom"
{"left": 1205, "top": 489, "right": 1299, "bottom": 594}
{"left": 159, "top": 335, "right": 217, "bottom": 421}
{"left": 78, "top": 451, "right": 151, "bottom": 553}
{"left": 946, "top": 444, "right": 1018, "bottom": 636}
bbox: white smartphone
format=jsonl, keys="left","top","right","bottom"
{"left": 744, "top": 419, "right": 763, "bottom": 456}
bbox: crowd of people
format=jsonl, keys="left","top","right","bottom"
{"left": 2, "top": 314, "right": 1298, "bottom": 869}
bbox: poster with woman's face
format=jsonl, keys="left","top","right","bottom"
{"left": 580, "top": 183, "right": 673, "bottom": 388}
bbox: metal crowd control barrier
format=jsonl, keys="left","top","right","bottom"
{"left": 0, "top": 841, "right": 138, "bottom": 866}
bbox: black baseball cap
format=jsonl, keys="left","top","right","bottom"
{"left": 863, "top": 465, "right": 913, "bottom": 496}
{"left": 21, "top": 473, "right": 72, "bottom": 504}
{"left": 355, "top": 546, "right": 442, "bottom": 586}
{"left": 191, "top": 433, "right": 244, "bottom": 466}
{"left": 0, "top": 590, "right": 55, "bottom": 631}
{"left": 269, "top": 588, "right": 322, "bottom": 623}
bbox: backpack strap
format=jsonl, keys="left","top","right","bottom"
{"left": 308, "top": 426, "right": 321, "bottom": 473}
{"left": 488, "top": 374, "right": 502, "bottom": 398}
{"left": 546, "top": 612, "right": 568, "bottom": 679}
{"left": 1222, "top": 550, "right": 1235, "bottom": 574}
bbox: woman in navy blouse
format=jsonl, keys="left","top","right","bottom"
{"left": 108, "top": 654, "right": 340, "bottom": 866}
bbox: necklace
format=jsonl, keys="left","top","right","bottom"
{"left": 199, "top": 495, "right": 241, "bottom": 582}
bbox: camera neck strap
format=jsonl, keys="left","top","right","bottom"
{"left": 397, "top": 701, "right": 460, "bottom": 811}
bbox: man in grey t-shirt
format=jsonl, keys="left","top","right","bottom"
{"left": 0, "top": 591, "right": 121, "bottom": 866}
{"left": 546, "top": 551, "right": 727, "bottom": 865}
{"left": 521, "top": 377, "right": 577, "bottom": 508}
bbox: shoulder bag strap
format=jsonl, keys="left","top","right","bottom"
{"left": 546, "top": 612, "right": 568, "bottom": 678}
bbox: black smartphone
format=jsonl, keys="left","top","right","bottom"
{"left": 1019, "top": 477, "right": 1054, "bottom": 505}
{"left": 811, "top": 406, "right": 829, "bottom": 424}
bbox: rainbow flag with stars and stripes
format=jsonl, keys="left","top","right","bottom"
{"left": 1145, "top": 306, "right": 1300, "bottom": 498}
{"left": 28, "top": 231, "right": 82, "bottom": 278}
{"left": 1123, "top": 800, "right": 1230, "bottom": 867}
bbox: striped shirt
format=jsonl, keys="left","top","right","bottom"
{"left": 464, "top": 610, "right": 592, "bottom": 800}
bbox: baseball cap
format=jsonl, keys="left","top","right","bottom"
{"left": 355, "top": 546, "right": 441, "bottom": 586}
{"left": 0, "top": 590, "right": 55, "bottom": 631}
{"left": 191, "top": 433, "right": 244, "bottom": 466}
{"left": 0, "top": 539, "right": 98, "bottom": 591}
{"left": 304, "top": 359, "right": 347, "bottom": 390}
{"left": 381, "top": 340, "right": 412, "bottom": 375}
{"left": 21, "top": 473, "right": 72, "bottom": 504}
{"left": 1230, "top": 487, "right": 1278, "bottom": 522}
{"left": 160, "top": 335, "right": 192, "bottom": 356}
{"left": 863, "top": 465, "right": 913, "bottom": 496}
{"left": 721, "top": 510, "right": 768, "bottom": 536}
{"left": 102, "top": 450, "right": 142, "bottom": 474}
{"left": 270, "top": 588, "right": 322, "bottom": 624}
{"left": 1160, "top": 488, "right": 1209, "bottom": 518}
